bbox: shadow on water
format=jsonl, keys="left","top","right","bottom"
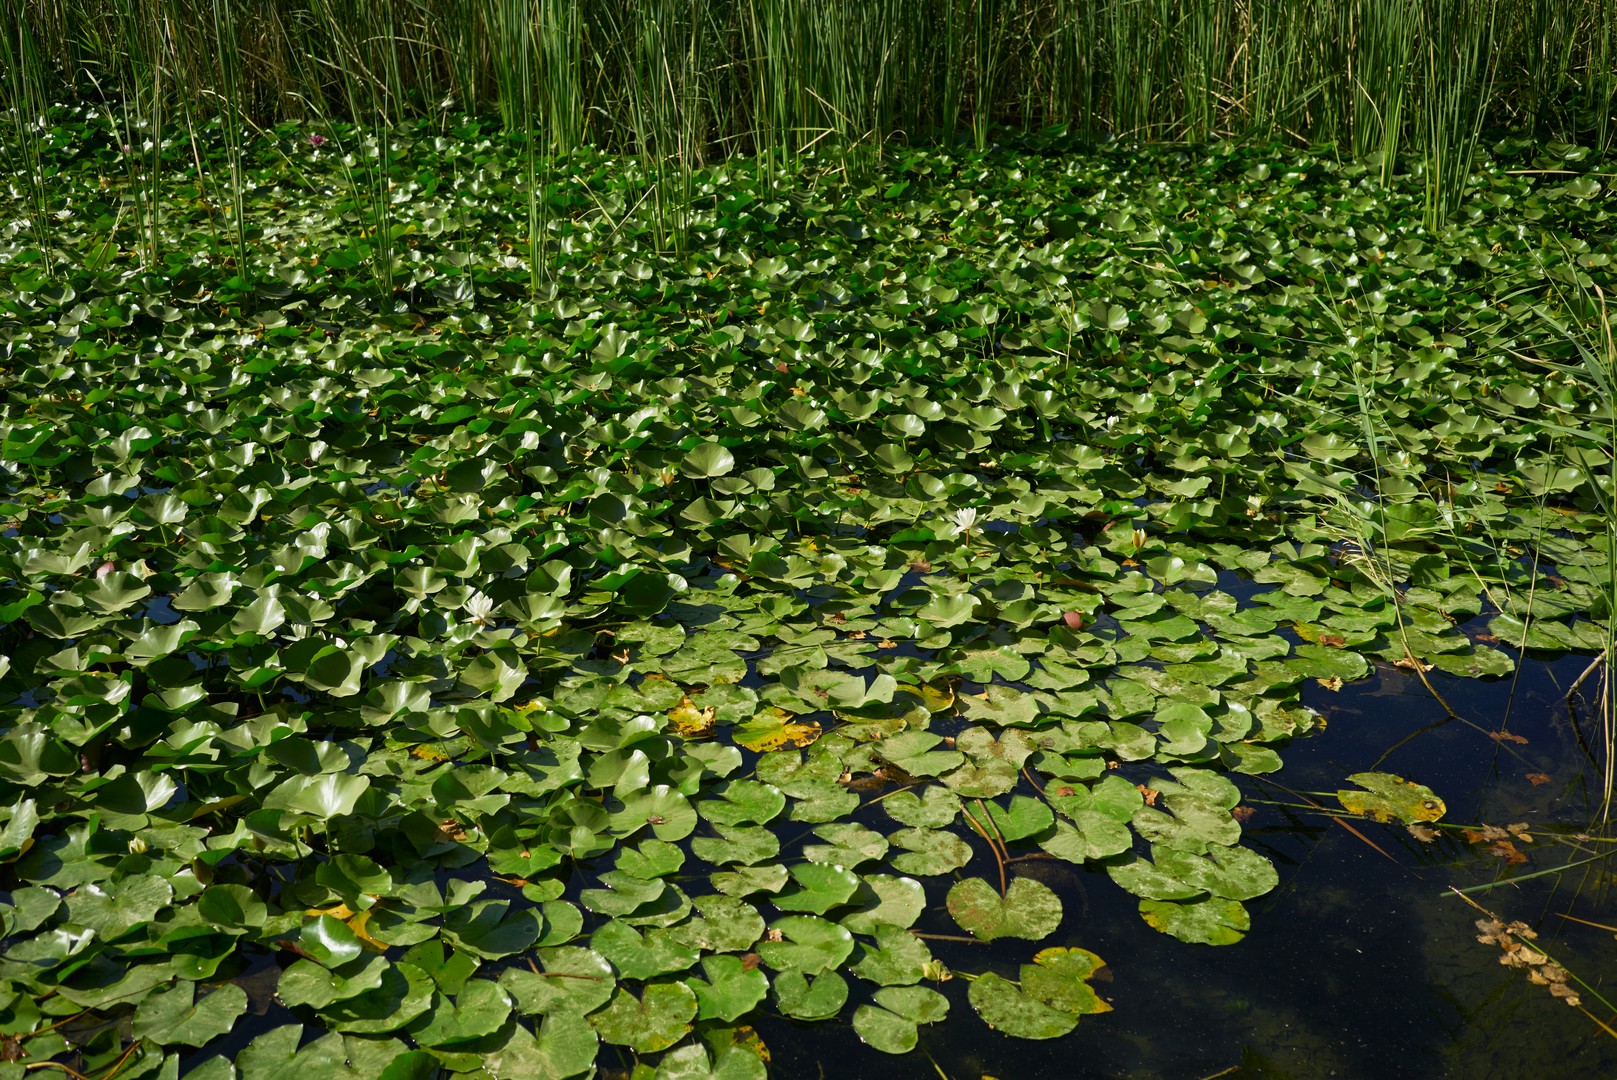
{"left": 753, "top": 648, "right": 1617, "bottom": 1079}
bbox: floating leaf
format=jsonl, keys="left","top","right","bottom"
{"left": 946, "top": 877, "right": 1063, "bottom": 942}
{"left": 1335, "top": 772, "right": 1446, "bottom": 824}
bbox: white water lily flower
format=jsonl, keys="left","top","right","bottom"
{"left": 464, "top": 591, "right": 495, "bottom": 626}
{"left": 952, "top": 508, "right": 978, "bottom": 535}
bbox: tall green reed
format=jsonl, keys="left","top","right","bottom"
{"left": 1347, "top": 0, "right": 1416, "bottom": 188}
{"left": 1, "top": 2, "right": 59, "bottom": 278}
{"left": 1523, "top": 285, "right": 1617, "bottom": 822}
{"left": 1418, "top": 0, "right": 1495, "bottom": 228}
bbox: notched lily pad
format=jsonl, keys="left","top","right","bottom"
{"left": 946, "top": 877, "right": 1063, "bottom": 942}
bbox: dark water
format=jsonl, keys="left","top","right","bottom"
{"left": 750, "top": 648, "right": 1617, "bottom": 1080}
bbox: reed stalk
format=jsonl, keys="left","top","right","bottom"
{"left": 1, "top": 1, "right": 58, "bottom": 278}
{"left": 1418, "top": 0, "right": 1495, "bottom": 228}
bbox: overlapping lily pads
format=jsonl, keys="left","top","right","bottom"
{"left": 0, "top": 107, "right": 1610, "bottom": 1077}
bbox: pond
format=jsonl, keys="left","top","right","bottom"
{"left": 1, "top": 114, "right": 1614, "bottom": 1079}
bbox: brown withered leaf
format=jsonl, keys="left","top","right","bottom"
{"left": 1316, "top": 675, "right": 1344, "bottom": 692}
{"left": 1463, "top": 825, "right": 1509, "bottom": 844}
{"left": 1505, "top": 823, "right": 1534, "bottom": 842}
{"left": 1136, "top": 784, "right": 1161, "bottom": 807}
{"left": 1526, "top": 772, "right": 1552, "bottom": 786}
{"left": 1549, "top": 982, "right": 1581, "bottom": 1006}
{"left": 1407, "top": 824, "right": 1439, "bottom": 842}
{"left": 1230, "top": 806, "right": 1256, "bottom": 822}
{"left": 1486, "top": 840, "right": 1528, "bottom": 865}
{"left": 1318, "top": 634, "right": 1348, "bottom": 648}
{"left": 1489, "top": 730, "right": 1529, "bottom": 745}
{"left": 1394, "top": 652, "right": 1434, "bottom": 672}
{"left": 435, "top": 819, "right": 469, "bottom": 844}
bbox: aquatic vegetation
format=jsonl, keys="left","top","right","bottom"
{"left": 0, "top": 109, "right": 1613, "bottom": 1075}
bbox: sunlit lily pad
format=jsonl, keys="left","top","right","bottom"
{"left": 1335, "top": 772, "right": 1446, "bottom": 823}
{"left": 588, "top": 982, "right": 697, "bottom": 1052}
{"left": 946, "top": 877, "right": 1063, "bottom": 942}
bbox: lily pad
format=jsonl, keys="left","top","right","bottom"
{"left": 1335, "top": 772, "right": 1446, "bottom": 824}
{"left": 946, "top": 877, "right": 1063, "bottom": 942}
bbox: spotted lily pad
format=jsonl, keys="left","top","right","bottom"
{"left": 1335, "top": 772, "right": 1446, "bottom": 823}
{"left": 1139, "top": 896, "right": 1252, "bottom": 945}
{"left": 588, "top": 982, "right": 697, "bottom": 1053}
{"left": 946, "top": 877, "right": 1063, "bottom": 942}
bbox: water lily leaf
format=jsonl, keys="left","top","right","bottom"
{"left": 63, "top": 876, "right": 172, "bottom": 938}
{"left": 853, "top": 985, "right": 949, "bottom": 1054}
{"left": 757, "top": 915, "right": 855, "bottom": 974}
{"left": 589, "top": 982, "right": 697, "bottom": 1053}
{"left": 688, "top": 954, "right": 770, "bottom": 1021}
{"left": 236, "top": 1026, "right": 414, "bottom": 1079}
{"left": 773, "top": 969, "right": 849, "bottom": 1021}
{"left": 711, "top": 863, "right": 789, "bottom": 897}
{"left": 1040, "top": 810, "right": 1133, "bottom": 862}
{"left": 888, "top": 827, "right": 973, "bottom": 875}
{"left": 590, "top": 920, "right": 699, "bottom": 980}
{"left": 1335, "top": 772, "right": 1446, "bottom": 823}
{"left": 408, "top": 978, "right": 514, "bottom": 1047}
{"left": 882, "top": 787, "right": 960, "bottom": 828}
{"left": 874, "top": 731, "right": 964, "bottom": 777}
{"left": 668, "top": 894, "right": 766, "bottom": 952}
{"left": 961, "top": 685, "right": 1040, "bottom": 726}
{"left": 278, "top": 955, "right": 390, "bottom": 1010}
{"left": 1139, "top": 896, "right": 1251, "bottom": 945}
{"left": 442, "top": 900, "right": 542, "bottom": 958}
{"left": 301, "top": 914, "right": 365, "bottom": 967}
{"left": 698, "top": 780, "right": 787, "bottom": 826}
{"left": 967, "top": 947, "right": 1111, "bottom": 1038}
{"left": 850, "top": 924, "right": 933, "bottom": 986}
{"left": 804, "top": 822, "right": 889, "bottom": 868}
{"left": 774, "top": 862, "right": 861, "bottom": 914}
{"left": 734, "top": 715, "right": 822, "bottom": 753}
{"left": 485, "top": 1014, "right": 597, "bottom": 1080}
{"left": 691, "top": 823, "right": 780, "bottom": 867}
{"left": 261, "top": 772, "right": 371, "bottom": 820}
{"left": 946, "top": 877, "right": 1062, "bottom": 941}
{"left": 983, "top": 795, "right": 1055, "bottom": 842}
{"left": 654, "top": 1040, "right": 768, "bottom": 1080}
{"left": 498, "top": 947, "right": 615, "bottom": 1016}
{"left": 1429, "top": 646, "right": 1515, "bottom": 678}
{"left": 134, "top": 981, "right": 248, "bottom": 1047}
{"left": 611, "top": 786, "right": 698, "bottom": 841}
{"left": 682, "top": 442, "right": 737, "bottom": 478}
{"left": 321, "top": 961, "right": 435, "bottom": 1034}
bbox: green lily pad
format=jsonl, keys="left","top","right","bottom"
{"left": 852, "top": 985, "right": 949, "bottom": 1053}
{"left": 756, "top": 915, "right": 855, "bottom": 974}
{"left": 946, "top": 877, "right": 1063, "bottom": 942}
{"left": 772, "top": 970, "right": 849, "bottom": 1021}
{"left": 1139, "top": 896, "right": 1252, "bottom": 945}
{"left": 967, "top": 946, "right": 1112, "bottom": 1038}
{"left": 688, "top": 954, "right": 770, "bottom": 1021}
{"left": 774, "top": 862, "right": 861, "bottom": 914}
{"left": 588, "top": 983, "right": 697, "bottom": 1053}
